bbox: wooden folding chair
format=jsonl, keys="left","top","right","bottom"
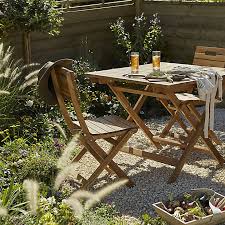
{"left": 160, "top": 46, "right": 225, "bottom": 141}
{"left": 153, "top": 47, "right": 225, "bottom": 182}
{"left": 50, "top": 65, "right": 138, "bottom": 189}
{"left": 193, "top": 46, "right": 225, "bottom": 68}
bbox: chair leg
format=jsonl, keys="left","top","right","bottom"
{"left": 81, "top": 131, "right": 135, "bottom": 189}
{"left": 187, "top": 103, "right": 222, "bottom": 145}
{"left": 159, "top": 99, "right": 190, "bottom": 135}
{"left": 80, "top": 139, "right": 134, "bottom": 189}
{"left": 72, "top": 147, "right": 87, "bottom": 162}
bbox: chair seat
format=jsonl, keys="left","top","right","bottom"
{"left": 175, "top": 93, "right": 203, "bottom": 102}
{"left": 73, "top": 115, "right": 138, "bottom": 137}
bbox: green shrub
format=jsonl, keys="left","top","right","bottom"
{"left": 18, "top": 151, "right": 57, "bottom": 185}
{"left": 73, "top": 58, "right": 127, "bottom": 117}
{"left": 110, "top": 13, "right": 164, "bottom": 66}
{"left": 1, "top": 0, "right": 64, "bottom": 63}
{"left": 0, "top": 138, "right": 62, "bottom": 189}
{"left": 141, "top": 213, "right": 167, "bottom": 225}
{"left": 80, "top": 204, "right": 117, "bottom": 225}
{"left": 2, "top": 0, "right": 63, "bottom": 35}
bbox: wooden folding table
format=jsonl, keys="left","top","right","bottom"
{"left": 86, "top": 62, "right": 225, "bottom": 183}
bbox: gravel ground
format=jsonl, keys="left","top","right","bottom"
{"left": 76, "top": 108, "right": 225, "bottom": 224}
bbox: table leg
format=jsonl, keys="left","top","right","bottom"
{"left": 168, "top": 115, "right": 205, "bottom": 183}
{"left": 108, "top": 84, "right": 162, "bottom": 149}
{"left": 167, "top": 92, "right": 224, "bottom": 166}
{"left": 127, "top": 85, "right": 151, "bottom": 121}
{"left": 160, "top": 99, "right": 190, "bottom": 135}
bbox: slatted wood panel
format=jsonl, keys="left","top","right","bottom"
{"left": 73, "top": 115, "right": 137, "bottom": 135}
{"left": 56, "top": 0, "right": 130, "bottom": 10}
{"left": 144, "top": 2, "right": 225, "bottom": 64}
{"left": 175, "top": 93, "right": 202, "bottom": 102}
{"left": 56, "top": 0, "right": 103, "bottom": 10}
{"left": 86, "top": 62, "right": 225, "bottom": 90}
{"left": 193, "top": 46, "right": 225, "bottom": 68}
{"left": 9, "top": 2, "right": 134, "bottom": 67}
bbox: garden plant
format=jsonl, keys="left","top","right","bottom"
{"left": 1, "top": 0, "right": 63, "bottom": 64}
{"left": 0, "top": 38, "right": 168, "bottom": 224}
{"left": 110, "top": 13, "right": 164, "bottom": 66}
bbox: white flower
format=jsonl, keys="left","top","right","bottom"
{"left": 52, "top": 207, "right": 59, "bottom": 215}
{"left": 25, "top": 100, "right": 33, "bottom": 107}
{"left": 47, "top": 196, "right": 56, "bottom": 205}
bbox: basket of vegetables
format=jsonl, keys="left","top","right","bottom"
{"left": 153, "top": 188, "right": 225, "bottom": 225}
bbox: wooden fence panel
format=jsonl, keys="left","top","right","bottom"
{"left": 144, "top": 1, "right": 225, "bottom": 63}
{"left": 10, "top": 2, "right": 134, "bottom": 68}
{"left": 9, "top": 0, "right": 225, "bottom": 67}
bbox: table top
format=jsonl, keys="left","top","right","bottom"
{"left": 86, "top": 62, "right": 225, "bottom": 89}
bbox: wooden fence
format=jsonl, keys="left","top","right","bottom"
{"left": 6, "top": 0, "right": 225, "bottom": 67}
{"left": 144, "top": 1, "right": 225, "bottom": 63}
{"left": 10, "top": 0, "right": 135, "bottom": 68}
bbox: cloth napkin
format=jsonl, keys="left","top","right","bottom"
{"left": 191, "top": 70, "right": 223, "bottom": 138}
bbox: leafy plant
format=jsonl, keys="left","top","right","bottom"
{"left": 73, "top": 58, "right": 126, "bottom": 117}
{"left": 2, "top": 0, "right": 63, "bottom": 35}
{"left": 18, "top": 152, "right": 58, "bottom": 185}
{"left": 141, "top": 213, "right": 167, "bottom": 225}
{"left": 0, "top": 137, "right": 64, "bottom": 191}
{"left": 110, "top": 13, "right": 163, "bottom": 65}
{"left": 1, "top": 0, "right": 63, "bottom": 63}
{"left": 0, "top": 41, "right": 67, "bottom": 143}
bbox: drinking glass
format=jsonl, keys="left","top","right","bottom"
{"left": 130, "top": 52, "right": 139, "bottom": 74}
{"left": 152, "top": 51, "right": 161, "bottom": 72}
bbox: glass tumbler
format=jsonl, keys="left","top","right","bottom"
{"left": 152, "top": 51, "right": 161, "bottom": 72}
{"left": 130, "top": 52, "right": 139, "bottom": 74}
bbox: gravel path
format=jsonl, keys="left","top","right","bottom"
{"left": 77, "top": 108, "right": 225, "bottom": 223}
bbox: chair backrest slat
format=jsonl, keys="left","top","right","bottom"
{"left": 193, "top": 46, "right": 225, "bottom": 68}
{"left": 51, "top": 66, "right": 90, "bottom": 136}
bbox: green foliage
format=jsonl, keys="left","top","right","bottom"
{"left": 1, "top": 0, "right": 63, "bottom": 35}
{"left": 110, "top": 18, "right": 132, "bottom": 55}
{"left": 80, "top": 204, "right": 117, "bottom": 225}
{"left": 141, "top": 213, "right": 167, "bottom": 225}
{"left": 73, "top": 58, "right": 126, "bottom": 117}
{"left": 0, "top": 19, "right": 12, "bottom": 38}
{"left": 0, "top": 180, "right": 25, "bottom": 214}
{"left": 110, "top": 13, "right": 163, "bottom": 65}
{"left": 0, "top": 138, "right": 62, "bottom": 189}
{"left": 0, "top": 40, "right": 67, "bottom": 143}
{"left": 0, "top": 134, "right": 168, "bottom": 225}
{"left": 34, "top": 196, "right": 77, "bottom": 225}
{"left": 18, "top": 151, "right": 57, "bottom": 184}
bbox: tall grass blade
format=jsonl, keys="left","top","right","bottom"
{"left": 57, "top": 135, "right": 79, "bottom": 169}
{"left": 23, "top": 179, "right": 39, "bottom": 215}
{"left": 85, "top": 179, "right": 128, "bottom": 210}
{"left": 54, "top": 163, "right": 78, "bottom": 190}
